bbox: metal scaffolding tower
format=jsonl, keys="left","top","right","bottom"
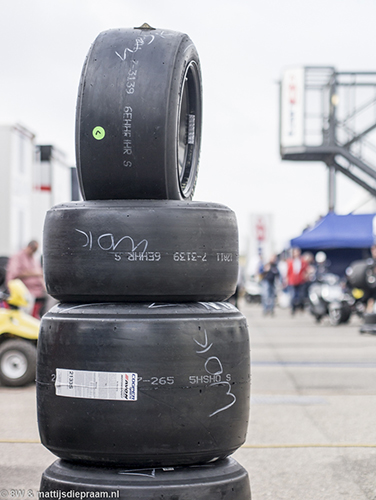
{"left": 280, "top": 67, "right": 376, "bottom": 211}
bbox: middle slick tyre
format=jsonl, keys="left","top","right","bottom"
{"left": 36, "top": 302, "right": 251, "bottom": 467}
{"left": 43, "top": 200, "right": 239, "bottom": 303}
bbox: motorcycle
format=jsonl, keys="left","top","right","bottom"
{"left": 0, "top": 279, "right": 40, "bottom": 386}
{"left": 346, "top": 258, "right": 376, "bottom": 291}
{"left": 348, "top": 286, "right": 367, "bottom": 318}
{"left": 308, "top": 273, "right": 352, "bottom": 326}
{"left": 346, "top": 258, "right": 376, "bottom": 334}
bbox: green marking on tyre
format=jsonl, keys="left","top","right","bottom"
{"left": 92, "top": 126, "right": 105, "bottom": 140}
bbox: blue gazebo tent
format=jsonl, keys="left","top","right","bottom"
{"left": 290, "top": 212, "right": 376, "bottom": 276}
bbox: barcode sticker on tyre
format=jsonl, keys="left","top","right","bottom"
{"left": 55, "top": 368, "right": 138, "bottom": 401}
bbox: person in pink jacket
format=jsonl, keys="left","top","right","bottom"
{"left": 286, "top": 247, "right": 308, "bottom": 315}
{"left": 6, "top": 240, "right": 46, "bottom": 318}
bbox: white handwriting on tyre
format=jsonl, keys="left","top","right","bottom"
{"left": 115, "top": 31, "right": 172, "bottom": 62}
{"left": 194, "top": 330, "right": 236, "bottom": 417}
{"left": 115, "top": 32, "right": 172, "bottom": 97}
{"left": 115, "top": 35, "right": 152, "bottom": 62}
{"left": 75, "top": 229, "right": 157, "bottom": 262}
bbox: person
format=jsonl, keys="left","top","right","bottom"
{"left": 286, "top": 247, "right": 308, "bottom": 315}
{"left": 276, "top": 253, "right": 291, "bottom": 309}
{"left": 302, "top": 251, "right": 316, "bottom": 303}
{"left": 227, "top": 267, "right": 245, "bottom": 308}
{"left": 6, "top": 240, "right": 46, "bottom": 318}
{"left": 260, "top": 255, "right": 280, "bottom": 315}
{"left": 365, "top": 244, "right": 376, "bottom": 313}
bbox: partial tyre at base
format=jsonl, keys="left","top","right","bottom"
{"left": 40, "top": 458, "right": 251, "bottom": 500}
{"left": 36, "top": 302, "right": 250, "bottom": 467}
{"left": 76, "top": 26, "right": 202, "bottom": 201}
{"left": 43, "top": 200, "right": 238, "bottom": 302}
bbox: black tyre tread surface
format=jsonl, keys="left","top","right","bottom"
{"left": 40, "top": 457, "right": 251, "bottom": 499}
{"left": 43, "top": 200, "right": 239, "bottom": 302}
{"left": 36, "top": 302, "right": 251, "bottom": 467}
{"left": 0, "top": 339, "right": 37, "bottom": 387}
{"left": 76, "top": 27, "right": 202, "bottom": 201}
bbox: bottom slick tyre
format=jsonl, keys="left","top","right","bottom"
{"left": 40, "top": 458, "right": 252, "bottom": 500}
{"left": 36, "top": 302, "right": 251, "bottom": 467}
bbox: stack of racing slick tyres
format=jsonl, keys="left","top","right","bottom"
{"left": 37, "top": 25, "right": 251, "bottom": 500}
{"left": 346, "top": 258, "right": 376, "bottom": 334}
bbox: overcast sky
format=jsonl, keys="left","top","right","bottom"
{"left": 1, "top": 0, "right": 376, "bottom": 255}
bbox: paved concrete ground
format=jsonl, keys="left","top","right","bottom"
{"left": 234, "top": 301, "right": 376, "bottom": 499}
{"left": 0, "top": 300, "right": 376, "bottom": 499}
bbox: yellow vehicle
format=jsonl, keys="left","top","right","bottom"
{"left": 0, "top": 279, "right": 40, "bottom": 387}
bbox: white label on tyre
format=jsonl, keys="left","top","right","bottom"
{"left": 55, "top": 368, "right": 138, "bottom": 401}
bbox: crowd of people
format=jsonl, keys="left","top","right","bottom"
{"left": 1, "top": 240, "right": 318, "bottom": 320}
{"left": 4, "top": 241, "right": 376, "bottom": 320}
{"left": 257, "top": 247, "right": 318, "bottom": 316}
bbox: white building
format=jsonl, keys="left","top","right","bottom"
{"left": 0, "top": 124, "right": 76, "bottom": 258}
{"left": 32, "top": 144, "right": 75, "bottom": 254}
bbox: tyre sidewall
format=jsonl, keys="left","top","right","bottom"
{"left": 165, "top": 37, "right": 202, "bottom": 200}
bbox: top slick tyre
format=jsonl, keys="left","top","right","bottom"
{"left": 42, "top": 200, "right": 238, "bottom": 303}
{"left": 76, "top": 26, "right": 202, "bottom": 201}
